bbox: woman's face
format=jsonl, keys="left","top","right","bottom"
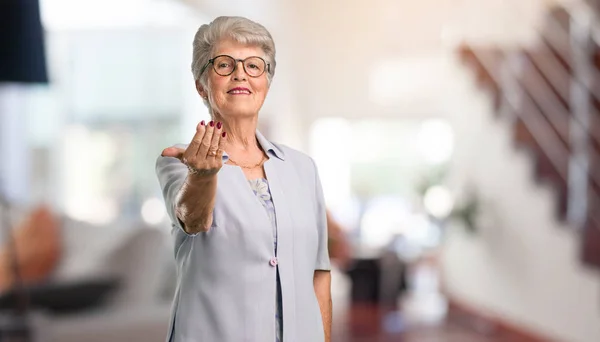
{"left": 198, "top": 39, "right": 270, "bottom": 119}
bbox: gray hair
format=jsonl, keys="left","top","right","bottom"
{"left": 191, "top": 16, "right": 276, "bottom": 93}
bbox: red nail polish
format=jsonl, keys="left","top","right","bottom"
{"left": 217, "top": 122, "right": 222, "bottom": 129}
{"left": 200, "top": 120, "right": 205, "bottom": 126}
{"left": 222, "top": 132, "right": 227, "bottom": 138}
{"left": 209, "top": 121, "right": 214, "bottom": 127}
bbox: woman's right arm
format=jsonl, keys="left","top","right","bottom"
{"left": 174, "top": 173, "right": 218, "bottom": 233}
{"left": 158, "top": 120, "right": 226, "bottom": 234}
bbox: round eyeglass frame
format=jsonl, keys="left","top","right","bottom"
{"left": 199, "top": 55, "right": 270, "bottom": 78}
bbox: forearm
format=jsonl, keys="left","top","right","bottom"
{"left": 175, "top": 173, "right": 218, "bottom": 234}
{"left": 314, "top": 270, "right": 332, "bottom": 342}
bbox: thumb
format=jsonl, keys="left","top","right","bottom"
{"left": 161, "top": 147, "right": 185, "bottom": 160}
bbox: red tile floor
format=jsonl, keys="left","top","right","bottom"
{"left": 329, "top": 266, "right": 514, "bottom": 342}
{"left": 333, "top": 319, "right": 513, "bottom": 342}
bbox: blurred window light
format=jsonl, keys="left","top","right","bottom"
{"left": 423, "top": 185, "right": 454, "bottom": 219}
{"left": 350, "top": 121, "right": 386, "bottom": 163}
{"left": 417, "top": 119, "right": 454, "bottom": 165}
{"left": 350, "top": 119, "right": 428, "bottom": 164}
{"left": 65, "top": 196, "right": 118, "bottom": 225}
{"left": 141, "top": 197, "right": 166, "bottom": 225}
{"left": 329, "top": 197, "right": 362, "bottom": 233}
{"left": 359, "top": 196, "right": 411, "bottom": 249}
{"left": 41, "top": 0, "right": 202, "bottom": 30}
{"left": 360, "top": 195, "right": 442, "bottom": 252}
{"left": 62, "top": 125, "right": 119, "bottom": 225}
{"left": 310, "top": 118, "right": 352, "bottom": 208}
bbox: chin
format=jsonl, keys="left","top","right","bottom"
{"left": 220, "top": 106, "right": 259, "bottom": 118}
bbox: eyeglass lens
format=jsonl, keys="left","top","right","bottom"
{"left": 212, "top": 56, "right": 266, "bottom": 77}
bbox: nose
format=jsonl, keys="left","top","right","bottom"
{"left": 232, "top": 60, "right": 246, "bottom": 81}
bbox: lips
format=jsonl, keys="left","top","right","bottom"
{"left": 227, "top": 87, "right": 251, "bottom": 95}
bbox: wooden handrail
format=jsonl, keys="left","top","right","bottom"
{"left": 517, "top": 56, "right": 600, "bottom": 185}
{"left": 497, "top": 53, "right": 600, "bottom": 190}
{"left": 526, "top": 43, "right": 600, "bottom": 146}
{"left": 526, "top": 44, "right": 570, "bottom": 103}
{"left": 467, "top": 48, "right": 600, "bottom": 228}
{"left": 472, "top": 51, "right": 570, "bottom": 181}
{"left": 459, "top": 3, "right": 600, "bottom": 246}
{"left": 518, "top": 57, "right": 570, "bottom": 144}
{"left": 544, "top": 12, "right": 600, "bottom": 102}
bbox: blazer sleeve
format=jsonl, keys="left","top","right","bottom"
{"left": 311, "top": 158, "right": 332, "bottom": 271}
{"left": 155, "top": 146, "right": 198, "bottom": 254}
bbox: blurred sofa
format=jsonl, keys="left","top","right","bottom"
{"left": 5, "top": 206, "right": 175, "bottom": 342}
{"left": 46, "top": 217, "right": 174, "bottom": 342}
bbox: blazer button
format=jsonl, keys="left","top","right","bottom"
{"left": 269, "top": 257, "right": 278, "bottom": 267}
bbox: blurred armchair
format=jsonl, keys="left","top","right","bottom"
{"left": 0, "top": 205, "right": 61, "bottom": 293}
{"left": 0, "top": 204, "right": 173, "bottom": 342}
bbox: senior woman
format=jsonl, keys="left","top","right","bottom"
{"left": 156, "top": 16, "right": 332, "bottom": 342}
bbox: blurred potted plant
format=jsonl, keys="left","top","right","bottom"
{"left": 448, "top": 187, "right": 480, "bottom": 234}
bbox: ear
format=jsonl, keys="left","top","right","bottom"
{"left": 195, "top": 80, "right": 208, "bottom": 99}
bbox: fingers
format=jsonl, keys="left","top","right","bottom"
{"left": 161, "top": 147, "right": 186, "bottom": 160}
{"left": 185, "top": 121, "right": 206, "bottom": 160}
{"left": 161, "top": 120, "right": 227, "bottom": 178}
{"left": 217, "top": 131, "right": 227, "bottom": 158}
{"left": 207, "top": 121, "right": 224, "bottom": 158}
{"left": 197, "top": 120, "right": 216, "bottom": 157}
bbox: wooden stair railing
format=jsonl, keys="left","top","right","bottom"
{"left": 457, "top": 3, "right": 600, "bottom": 268}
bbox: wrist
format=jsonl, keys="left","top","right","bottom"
{"left": 186, "top": 172, "right": 217, "bottom": 186}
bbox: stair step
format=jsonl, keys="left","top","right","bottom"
{"left": 581, "top": 220, "right": 600, "bottom": 267}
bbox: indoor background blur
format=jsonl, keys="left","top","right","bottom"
{"left": 1, "top": 0, "right": 599, "bottom": 341}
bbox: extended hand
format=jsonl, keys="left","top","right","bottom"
{"left": 161, "top": 120, "right": 227, "bottom": 177}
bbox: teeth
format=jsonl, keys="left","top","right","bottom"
{"left": 229, "top": 90, "right": 250, "bottom": 94}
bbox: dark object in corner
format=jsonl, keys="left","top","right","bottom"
{"left": 0, "top": 0, "right": 48, "bottom": 84}
{"left": 0, "top": 278, "right": 119, "bottom": 315}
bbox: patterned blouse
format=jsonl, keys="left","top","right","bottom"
{"left": 248, "top": 178, "right": 283, "bottom": 342}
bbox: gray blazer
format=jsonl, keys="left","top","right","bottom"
{"left": 156, "top": 131, "right": 331, "bottom": 342}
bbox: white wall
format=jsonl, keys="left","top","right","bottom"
{"left": 441, "top": 56, "right": 600, "bottom": 342}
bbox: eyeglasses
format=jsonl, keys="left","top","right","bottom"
{"left": 200, "top": 55, "right": 270, "bottom": 78}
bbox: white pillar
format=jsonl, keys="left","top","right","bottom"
{"left": 0, "top": 84, "right": 31, "bottom": 205}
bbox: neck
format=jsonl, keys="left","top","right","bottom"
{"left": 214, "top": 112, "right": 260, "bottom": 152}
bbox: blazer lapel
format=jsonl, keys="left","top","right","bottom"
{"left": 263, "top": 157, "right": 297, "bottom": 341}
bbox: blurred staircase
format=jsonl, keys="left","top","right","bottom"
{"left": 456, "top": 1, "right": 600, "bottom": 269}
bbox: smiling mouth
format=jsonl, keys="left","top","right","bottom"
{"left": 228, "top": 88, "right": 251, "bottom": 95}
